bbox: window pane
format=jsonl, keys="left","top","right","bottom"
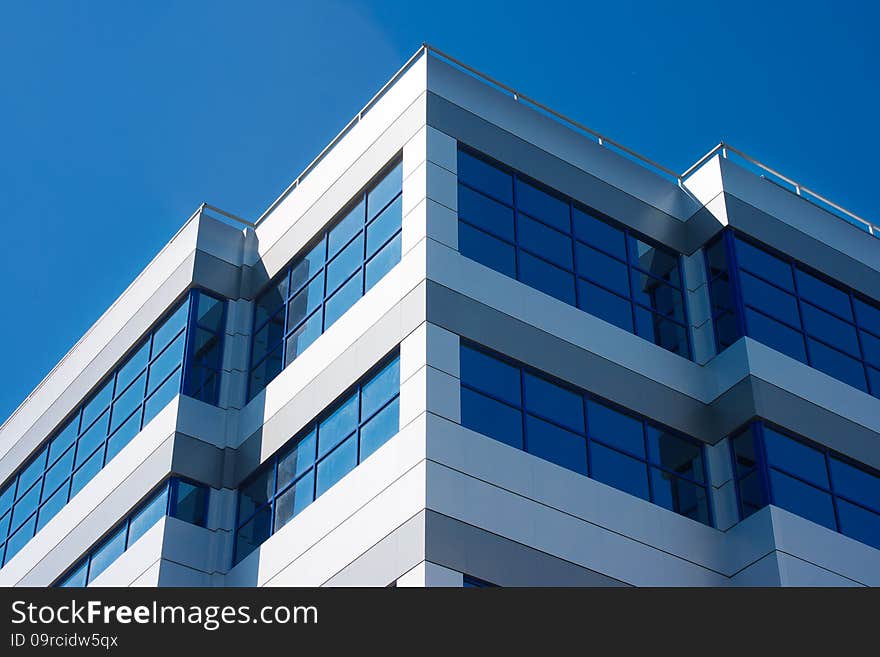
{"left": 12, "top": 482, "right": 40, "bottom": 530}
{"left": 238, "top": 469, "right": 273, "bottom": 523}
{"left": 705, "top": 239, "right": 728, "bottom": 279}
{"left": 572, "top": 207, "right": 625, "bottom": 260}
{"left": 147, "top": 332, "right": 185, "bottom": 396}
{"left": 359, "top": 398, "right": 399, "bottom": 461}
{"left": 248, "top": 345, "right": 282, "bottom": 399}
{"left": 731, "top": 426, "right": 759, "bottom": 476}
{"left": 190, "top": 328, "right": 222, "bottom": 370}
{"left": 367, "top": 161, "right": 402, "bottom": 220}
{"left": 650, "top": 468, "right": 710, "bottom": 524}
{"left": 172, "top": 481, "right": 207, "bottom": 526}
{"left": 110, "top": 372, "right": 146, "bottom": 433}
{"left": 326, "top": 233, "right": 363, "bottom": 294}
{"left": 575, "top": 243, "right": 629, "bottom": 296}
{"left": 709, "top": 275, "right": 734, "bottom": 315}
{"left": 587, "top": 400, "right": 645, "bottom": 457}
{"left": 518, "top": 251, "right": 575, "bottom": 305}
{"left": 763, "top": 428, "right": 828, "bottom": 488}
{"left": 738, "top": 469, "right": 766, "bottom": 517}
{"left": 17, "top": 447, "right": 47, "bottom": 496}
{"left": 715, "top": 311, "right": 740, "bottom": 350}
{"left": 255, "top": 275, "right": 289, "bottom": 328}
{"left": 70, "top": 447, "right": 104, "bottom": 499}
{"left": 523, "top": 373, "right": 584, "bottom": 432}
{"left": 796, "top": 270, "right": 852, "bottom": 320}
{"left": 285, "top": 309, "right": 322, "bottom": 366}
{"left": 459, "top": 223, "right": 516, "bottom": 278}
{"left": 745, "top": 308, "right": 806, "bottom": 362}
{"left": 152, "top": 298, "right": 190, "bottom": 358}
{"left": 829, "top": 458, "right": 880, "bottom": 508}
{"left": 578, "top": 279, "right": 633, "bottom": 331}
{"left": 43, "top": 446, "right": 75, "bottom": 499}
{"left": 525, "top": 415, "right": 587, "bottom": 475}
{"left": 807, "top": 339, "right": 867, "bottom": 392}
{"left": 365, "top": 232, "right": 401, "bottom": 291}
{"left": 289, "top": 240, "right": 326, "bottom": 295}
{"left": 4, "top": 515, "right": 36, "bottom": 565}
{"left": 836, "top": 500, "right": 880, "bottom": 550}
{"left": 740, "top": 271, "right": 800, "bottom": 327}
{"left": 49, "top": 417, "right": 79, "bottom": 463}
{"left": 143, "top": 368, "right": 182, "bottom": 425}
{"left": 460, "top": 388, "right": 523, "bottom": 450}
{"left": 323, "top": 270, "right": 363, "bottom": 328}
{"left": 460, "top": 346, "right": 521, "bottom": 406}
{"left": 81, "top": 379, "right": 113, "bottom": 431}
{"left": 458, "top": 185, "right": 515, "bottom": 240}
{"left": 0, "top": 510, "right": 9, "bottom": 543}
{"left": 316, "top": 435, "right": 357, "bottom": 497}
{"left": 252, "top": 309, "right": 285, "bottom": 365}
{"left": 128, "top": 488, "right": 168, "bottom": 545}
{"left": 318, "top": 393, "right": 358, "bottom": 459}
{"left": 87, "top": 526, "right": 126, "bottom": 583}
{"left": 329, "top": 200, "right": 365, "bottom": 257}
{"left": 234, "top": 505, "right": 271, "bottom": 564}
{"left": 458, "top": 150, "right": 513, "bottom": 204}
{"left": 628, "top": 238, "right": 681, "bottom": 287}
{"left": 517, "top": 214, "right": 572, "bottom": 269}
{"left": 646, "top": 427, "right": 704, "bottom": 483}
{"left": 633, "top": 275, "right": 686, "bottom": 324}
{"left": 274, "top": 471, "right": 315, "bottom": 532}
{"left": 367, "top": 196, "right": 402, "bottom": 257}
{"left": 287, "top": 273, "right": 324, "bottom": 330}
{"left": 75, "top": 411, "right": 109, "bottom": 469}
{"left": 860, "top": 330, "right": 880, "bottom": 368}
{"left": 362, "top": 358, "right": 400, "bottom": 419}
{"left": 734, "top": 238, "right": 793, "bottom": 290}
{"left": 195, "top": 292, "right": 224, "bottom": 332}
{"left": 854, "top": 298, "right": 880, "bottom": 335}
{"left": 802, "top": 303, "right": 860, "bottom": 356}
{"left": 116, "top": 341, "right": 149, "bottom": 395}
{"left": 634, "top": 308, "right": 690, "bottom": 357}
{"left": 769, "top": 469, "right": 836, "bottom": 530}
{"left": 0, "top": 484, "right": 13, "bottom": 518}
{"left": 590, "top": 442, "right": 649, "bottom": 500}
{"left": 277, "top": 429, "right": 317, "bottom": 491}
{"left": 517, "top": 180, "right": 569, "bottom": 232}
{"left": 37, "top": 484, "right": 68, "bottom": 531}
{"left": 59, "top": 560, "right": 88, "bottom": 588}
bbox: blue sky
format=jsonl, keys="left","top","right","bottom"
{"left": 0, "top": 1, "right": 877, "bottom": 422}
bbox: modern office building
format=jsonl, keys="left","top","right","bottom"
{"left": 1, "top": 45, "right": 878, "bottom": 588}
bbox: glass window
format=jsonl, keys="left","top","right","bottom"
{"left": 87, "top": 526, "right": 126, "bottom": 583}
{"left": 255, "top": 277, "right": 289, "bottom": 328}
{"left": 737, "top": 469, "right": 766, "bottom": 517}
{"left": 238, "top": 469, "right": 273, "bottom": 523}
{"left": 859, "top": 330, "right": 880, "bottom": 368}
{"left": 316, "top": 435, "right": 358, "bottom": 497}
{"left": 116, "top": 341, "right": 149, "bottom": 395}
{"left": 854, "top": 298, "right": 880, "bottom": 335}
{"left": 523, "top": 373, "right": 584, "bottom": 432}
{"left": 4, "top": 515, "right": 37, "bottom": 564}
{"left": 578, "top": 279, "right": 633, "bottom": 331}
{"left": 147, "top": 332, "right": 185, "bottom": 396}
{"left": 289, "top": 241, "right": 326, "bottom": 294}
{"left": 458, "top": 185, "right": 515, "bottom": 240}
{"left": 646, "top": 427, "right": 703, "bottom": 482}
{"left": 287, "top": 274, "right": 324, "bottom": 330}
{"left": 367, "top": 196, "right": 402, "bottom": 257}
{"left": 110, "top": 372, "right": 146, "bottom": 433}
{"left": 12, "top": 482, "right": 40, "bottom": 530}
{"left": 365, "top": 233, "right": 401, "bottom": 291}
{"left": 525, "top": 415, "right": 587, "bottom": 475}
{"left": 274, "top": 471, "right": 314, "bottom": 532}
{"left": 172, "top": 480, "right": 207, "bottom": 526}
{"left": 634, "top": 308, "right": 689, "bottom": 358}
{"left": 328, "top": 200, "right": 365, "bottom": 257}
{"left": 70, "top": 448, "right": 103, "bottom": 499}
{"left": 367, "top": 161, "right": 402, "bottom": 220}
{"left": 763, "top": 428, "right": 829, "bottom": 488}
{"left": 739, "top": 271, "right": 800, "bottom": 326}
{"left": 361, "top": 358, "right": 400, "bottom": 419}
{"left": 517, "top": 214, "right": 572, "bottom": 269}
{"left": 651, "top": 469, "right": 710, "bottom": 523}
{"left": 37, "top": 485, "right": 67, "bottom": 530}
{"left": 806, "top": 339, "right": 867, "bottom": 391}
{"left": 49, "top": 418, "right": 79, "bottom": 463}
{"left": 234, "top": 505, "right": 271, "bottom": 564}
{"left": 80, "top": 379, "right": 112, "bottom": 432}
{"left": 359, "top": 398, "right": 399, "bottom": 461}
{"left": 59, "top": 560, "right": 88, "bottom": 588}
{"left": 628, "top": 237, "right": 681, "bottom": 287}
{"left": 277, "top": 430, "right": 317, "bottom": 491}
{"left": 323, "top": 271, "right": 363, "bottom": 328}
{"left": 801, "top": 303, "right": 860, "bottom": 356}
{"left": 318, "top": 393, "right": 358, "bottom": 459}
{"left": 576, "top": 243, "right": 629, "bottom": 296}
{"left": 128, "top": 488, "right": 168, "bottom": 546}
{"left": 458, "top": 223, "right": 516, "bottom": 278}
{"left": 195, "top": 291, "right": 225, "bottom": 332}
{"left": 768, "top": 469, "right": 836, "bottom": 530}
{"left": 460, "top": 345, "right": 521, "bottom": 405}
{"left": 326, "top": 234, "right": 364, "bottom": 294}
{"left": 285, "top": 311, "right": 322, "bottom": 366}
{"left": 795, "top": 270, "right": 852, "bottom": 320}
{"left": 734, "top": 238, "right": 793, "bottom": 290}
{"left": 835, "top": 501, "right": 880, "bottom": 550}
{"left": 43, "top": 446, "right": 74, "bottom": 498}
{"left": 731, "top": 426, "right": 759, "bottom": 476}
{"left": 248, "top": 346, "right": 283, "bottom": 398}
{"left": 458, "top": 150, "right": 513, "bottom": 204}
{"left": 143, "top": 368, "right": 182, "bottom": 425}
{"left": 518, "top": 251, "right": 575, "bottom": 305}
{"left": 705, "top": 239, "right": 728, "bottom": 279}
{"left": 152, "top": 298, "right": 190, "bottom": 358}
{"left": 829, "top": 458, "right": 880, "bottom": 507}
{"left": 745, "top": 309, "right": 807, "bottom": 362}
{"left": 590, "top": 442, "right": 649, "bottom": 500}
{"left": 587, "top": 401, "right": 645, "bottom": 457}
{"left": 17, "top": 447, "right": 47, "bottom": 496}
{"left": 517, "top": 180, "right": 569, "bottom": 232}
{"left": 75, "top": 411, "right": 109, "bottom": 468}
{"left": 460, "top": 388, "right": 523, "bottom": 450}
{"left": 572, "top": 207, "right": 626, "bottom": 260}
{"left": 630, "top": 272, "right": 685, "bottom": 322}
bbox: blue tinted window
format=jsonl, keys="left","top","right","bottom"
{"left": 459, "top": 223, "right": 516, "bottom": 278}
{"left": 739, "top": 271, "right": 800, "bottom": 326}
{"left": 634, "top": 308, "right": 689, "bottom": 357}
{"left": 734, "top": 238, "right": 793, "bottom": 290}
{"left": 651, "top": 469, "right": 710, "bottom": 523}
{"left": 460, "top": 345, "right": 521, "bottom": 406}
{"left": 587, "top": 401, "right": 644, "bottom": 457}
{"left": 646, "top": 427, "right": 703, "bottom": 483}
{"left": 127, "top": 488, "right": 168, "bottom": 545}
{"left": 87, "top": 527, "right": 126, "bottom": 583}
{"left": 763, "top": 428, "right": 828, "bottom": 487}
{"left": 855, "top": 298, "right": 880, "bottom": 335}
{"left": 801, "top": 304, "right": 860, "bottom": 356}
{"left": 796, "top": 270, "right": 852, "bottom": 320}
{"left": 359, "top": 398, "right": 399, "bottom": 461}
{"left": 525, "top": 416, "right": 587, "bottom": 475}
{"left": 523, "top": 373, "right": 584, "bottom": 432}
{"left": 316, "top": 435, "right": 357, "bottom": 497}
{"left": 171, "top": 480, "right": 207, "bottom": 526}
{"left": 318, "top": 393, "right": 358, "bottom": 458}
{"left": 836, "top": 501, "right": 880, "bottom": 550}
{"left": 37, "top": 486, "right": 67, "bottom": 530}
{"left": 807, "top": 339, "right": 867, "bottom": 391}
{"left": 745, "top": 309, "right": 807, "bottom": 362}
{"left": 274, "top": 471, "right": 314, "bottom": 531}
{"left": 769, "top": 469, "right": 836, "bottom": 530}
{"left": 591, "top": 443, "right": 649, "bottom": 500}
{"left": 248, "top": 160, "right": 402, "bottom": 399}
{"left": 829, "top": 458, "right": 880, "bottom": 507}
{"left": 277, "top": 430, "right": 317, "bottom": 491}
{"left": 361, "top": 358, "right": 400, "bottom": 418}
{"left": 458, "top": 150, "right": 513, "bottom": 204}
{"left": 860, "top": 330, "right": 880, "bottom": 367}
{"left": 460, "top": 388, "right": 523, "bottom": 450}
{"left": 456, "top": 145, "right": 688, "bottom": 360}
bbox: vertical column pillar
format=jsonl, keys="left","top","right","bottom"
{"left": 705, "top": 437, "right": 739, "bottom": 531}
{"left": 683, "top": 249, "right": 716, "bottom": 364}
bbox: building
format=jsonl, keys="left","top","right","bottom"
{"left": 1, "top": 45, "right": 878, "bottom": 588}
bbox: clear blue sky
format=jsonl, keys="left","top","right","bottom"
{"left": 1, "top": 1, "right": 877, "bottom": 423}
